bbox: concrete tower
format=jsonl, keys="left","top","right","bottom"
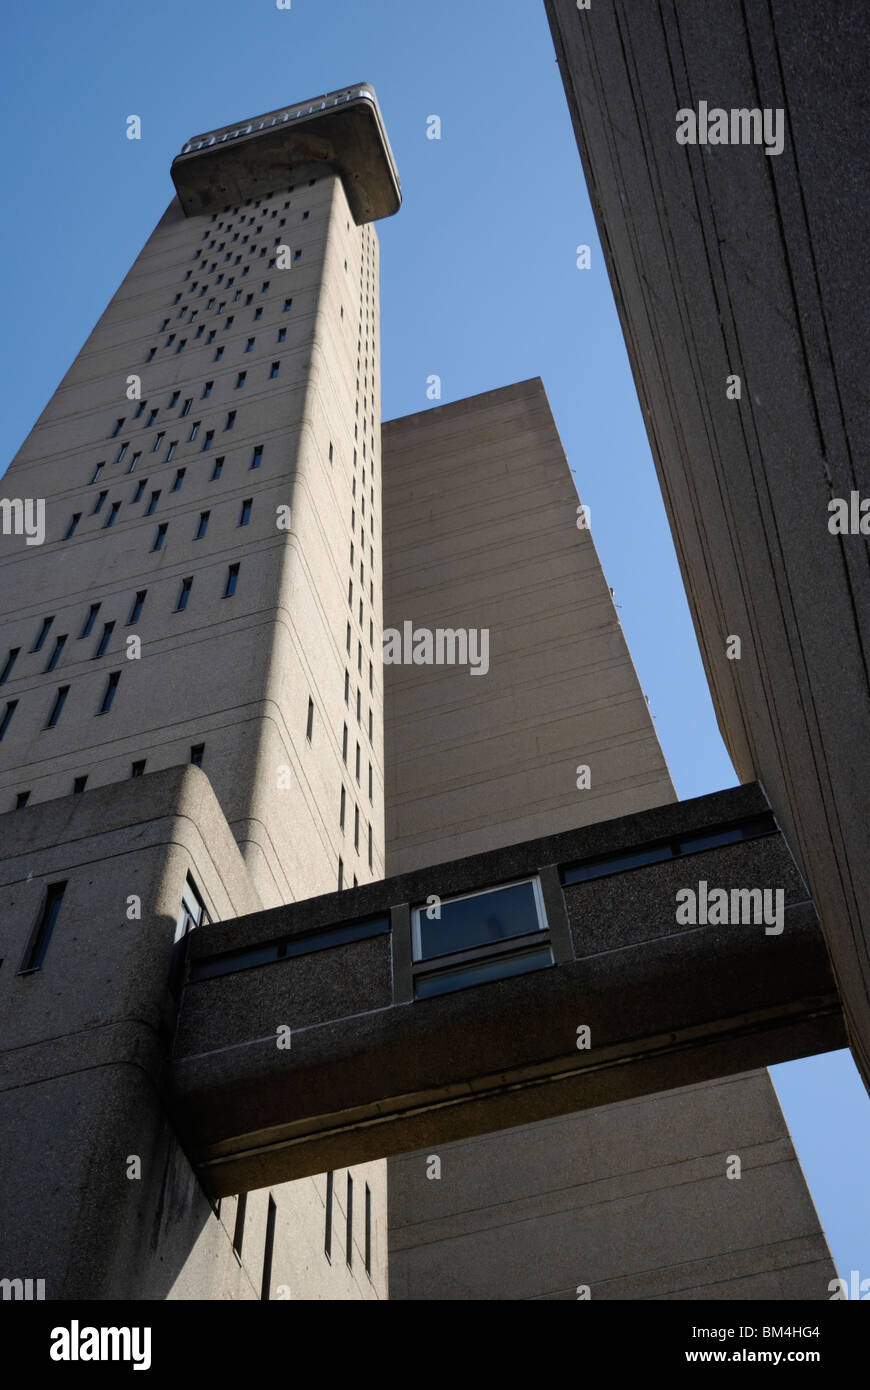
{"left": 0, "top": 85, "right": 399, "bottom": 1299}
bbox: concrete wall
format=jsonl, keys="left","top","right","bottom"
{"left": 382, "top": 379, "right": 834, "bottom": 1299}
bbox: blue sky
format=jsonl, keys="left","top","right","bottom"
{"left": 1, "top": 0, "right": 867, "bottom": 1285}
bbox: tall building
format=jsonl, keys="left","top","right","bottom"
{"left": 0, "top": 86, "right": 834, "bottom": 1300}
{"left": 0, "top": 84, "right": 398, "bottom": 1299}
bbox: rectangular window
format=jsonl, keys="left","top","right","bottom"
{"left": 79, "top": 604, "right": 100, "bottom": 639}
{"left": 201, "top": 430, "right": 214, "bottom": 451}
{"left": 15, "top": 791, "right": 30, "bottom": 809}
{"left": 111, "top": 418, "right": 125, "bottom": 437}
{"left": 194, "top": 512, "right": 210, "bottom": 539}
{"left": 354, "top": 806, "right": 359, "bottom": 851}
{"left": 92, "top": 490, "right": 107, "bottom": 515}
{"left": 128, "top": 591, "right": 146, "bottom": 624}
{"left": 98, "top": 671, "right": 121, "bottom": 715}
{"left": 325, "top": 1172, "right": 334, "bottom": 1261}
{"left": 368, "top": 762, "right": 373, "bottom": 802}
{"left": 103, "top": 501, "right": 121, "bottom": 528}
{"left": 131, "top": 760, "right": 146, "bottom": 778}
{"left": 31, "top": 616, "right": 54, "bottom": 653}
{"left": 364, "top": 1184, "right": 372, "bottom": 1275}
{"left": 253, "top": 307, "right": 262, "bottom": 319}
{"left": 188, "top": 422, "right": 200, "bottom": 441}
{"left": 239, "top": 498, "right": 252, "bottom": 527}
{"left": 175, "top": 339, "right": 187, "bottom": 354}
{"left": 93, "top": 622, "right": 114, "bottom": 659}
{"left": 213, "top": 345, "right": 224, "bottom": 360}
{"left": 345, "top": 1175, "right": 353, "bottom": 1267}
{"left": 245, "top": 337, "right": 255, "bottom": 352}
{"left": 152, "top": 523, "right": 167, "bottom": 551}
{"left": 224, "top": 411, "right": 236, "bottom": 430}
{"left": 0, "top": 700, "right": 18, "bottom": 740}
{"left": 211, "top": 457, "right": 224, "bottom": 480}
{"left": 277, "top": 327, "right": 286, "bottom": 342}
{"left": 169, "top": 391, "right": 180, "bottom": 407}
{"left": 355, "top": 743, "right": 361, "bottom": 783}
{"left": 171, "top": 468, "right": 185, "bottom": 491}
{"left": 0, "top": 648, "right": 20, "bottom": 684}
{"left": 232, "top": 1194, "right": 247, "bottom": 1262}
{"left": 128, "top": 452, "right": 141, "bottom": 473}
{"left": 223, "top": 563, "right": 239, "bottom": 597}
{"left": 283, "top": 298, "right": 292, "bottom": 311}
{"left": 202, "top": 381, "right": 213, "bottom": 398}
{"left": 151, "top": 432, "right": 164, "bottom": 453}
{"left": 166, "top": 441, "right": 177, "bottom": 461}
{"left": 270, "top": 362, "right": 279, "bottom": 379}
{"left": 368, "top": 822, "right": 373, "bottom": 869}
{"left": 19, "top": 882, "right": 67, "bottom": 973}
{"left": 132, "top": 480, "right": 146, "bottom": 503}
{"left": 45, "top": 685, "right": 69, "bottom": 729}
{"left": 181, "top": 398, "right": 192, "bottom": 416}
{"left": 250, "top": 445, "right": 263, "bottom": 469}
{"left": 73, "top": 775, "right": 87, "bottom": 794}
{"left": 64, "top": 513, "right": 81, "bottom": 539}
{"left": 260, "top": 1195, "right": 277, "bottom": 1302}
{"left": 305, "top": 696, "right": 314, "bottom": 742}
{"left": 145, "top": 491, "right": 160, "bottom": 516}
{"left": 190, "top": 743, "right": 204, "bottom": 767}
{"left": 342, "top": 723, "right": 348, "bottom": 763}
{"left": 90, "top": 462, "right": 104, "bottom": 484}
{"left": 339, "top": 786, "right": 346, "bottom": 831}
{"left": 175, "top": 577, "right": 193, "bottom": 612}
{"left": 235, "top": 372, "right": 246, "bottom": 390}
{"left": 338, "top": 857, "right": 344, "bottom": 891}
{"left": 146, "top": 408, "right": 158, "bottom": 427}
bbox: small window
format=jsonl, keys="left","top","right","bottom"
{"left": 325, "top": 1172, "right": 334, "bottom": 1261}
{"left": 90, "top": 463, "right": 104, "bottom": 484}
{"left": 15, "top": 791, "right": 30, "bottom": 809}
{"left": 98, "top": 671, "right": 121, "bottom": 715}
{"left": 194, "top": 512, "right": 210, "bottom": 540}
{"left": 190, "top": 743, "right": 204, "bottom": 767}
{"left": 413, "top": 878, "right": 548, "bottom": 966}
{"left": 342, "top": 723, "right": 348, "bottom": 763}
{"left": 201, "top": 430, "right": 214, "bottom": 452}
{"left": 127, "top": 452, "right": 141, "bottom": 474}
{"left": 223, "top": 563, "right": 239, "bottom": 597}
{"left": 338, "top": 857, "right": 344, "bottom": 892}
{"left": 131, "top": 760, "right": 146, "bottom": 778}
{"left": 0, "top": 700, "right": 18, "bottom": 740}
{"left": 171, "top": 468, "right": 185, "bottom": 491}
{"left": 188, "top": 422, "right": 200, "bottom": 441}
{"left": 339, "top": 786, "right": 346, "bottom": 831}
{"left": 245, "top": 337, "right": 255, "bottom": 352}
{"left": 103, "top": 500, "right": 121, "bottom": 528}
{"left": 269, "top": 362, "right": 279, "bottom": 379}
{"left": 224, "top": 411, "right": 236, "bottom": 430}
{"left": 79, "top": 604, "right": 100, "bottom": 639}
{"left": 152, "top": 523, "right": 168, "bottom": 552}
{"left": 254, "top": 307, "right": 263, "bottom": 319}
{"left": 211, "top": 457, "right": 224, "bottom": 480}
{"left": 73, "top": 775, "right": 87, "bottom": 794}
{"left": 283, "top": 298, "right": 293, "bottom": 312}
{"left": 277, "top": 327, "right": 287, "bottom": 343}
{"left": 145, "top": 491, "right": 160, "bottom": 516}
{"left": 175, "top": 577, "right": 193, "bottom": 612}
{"left": 151, "top": 432, "right": 164, "bottom": 453}
{"left": 345, "top": 1175, "right": 353, "bottom": 1267}
{"left": 45, "top": 685, "right": 69, "bottom": 729}
{"left": 64, "top": 513, "right": 81, "bottom": 540}
{"left": 238, "top": 498, "right": 252, "bottom": 527}
{"left": 213, "top": 346, "right": 224, "bottom": 361}
{"left": 111, "top": 418, "right": 125, "bottom": 437}
{"left": 169, "top": 391, "right": 181, "bottom": 407}
{"left": 233, "top": 1194, "right": 247, "bottom": 1262}
{"left": 294, "top": 250, "right": 302, "bottom": 262}
{"left": 306, "top": 697, "right": 314, "bottom": 742}
{"left": 235, "top": 372, "right": 246, "bottom": 389}
{"left": 175, "top": 339, "right": 187, "bottom": 354}
{"left": 181, "top": 398, "right": 192, "bottom": 416}
{"left": 127, "top": 591, "right": 146, "bottom": 624}
{"left": 364, "top": 1184, "right": 372, "bottom": 1275}
{"left": 132, "top": 479, "right": 147, "bottom": 503}
{"left": 31, "top": 616, "right": 54, "bottom": 653}
{"left": 19, "top": 882, "right": 67, "bottom": 973}
{"left": 1, "top": 648, "right": 20, "bottom": 683}
{"left": 92, "top": 622, "right": 114, "bottom": 659}
{"left": 146, "top": 408, "right": 158, "bottom": 427}
{"left": 202, "top": 381, "right": 213, "bottom": 398}
{"left": 250, "top": 445, "right": 263, "bottom": 469}
{"left": 92, "top": 490, "right": 108, "bottom": 515}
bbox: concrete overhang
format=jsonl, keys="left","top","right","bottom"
{"left": 170, "top": 784, "right": 845, "bottom": 1197}
{"left": 170, "top": 82, "right": 401, "bottom": 223}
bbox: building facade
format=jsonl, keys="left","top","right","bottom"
{"left": 0, "top": 87, "right": 835, "bottom": 1300}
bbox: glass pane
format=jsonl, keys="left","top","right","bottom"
{"left": 415, "top": 880, "right": 543, "bottom": 962}
{"left": 415, "top": 944, "right": 553, "bottom": 999}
